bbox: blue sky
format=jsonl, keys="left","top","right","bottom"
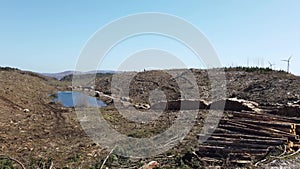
{"left": 0, "top": 0, "right": 299, "bottom": 75}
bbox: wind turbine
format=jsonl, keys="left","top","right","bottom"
{"left": 282, "top": 55, "right": 292, "bottom": 73}
{"left": 268, "top": 61, "right": 275, "bottom": 69}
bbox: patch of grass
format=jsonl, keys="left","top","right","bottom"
{"left": 48, "top": 93, "right": 58, "bottom": 100}
{"left": 127, "top": 129, "right": 153, "bottom": 138}
{"left": 103, "top": 113, "right": 116, "bottom": 122}
{"left": 29, "top": 156, "right": 53, "bottom": 169}
{"left": 67, "top": 153, "right": 82, "bottom": 163}
{"left": 0, "top": 157, "right": 14, "bottom": 169}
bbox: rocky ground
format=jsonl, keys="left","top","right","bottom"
{"left": 1, "top": 67, "right": 300, "bottom": 168}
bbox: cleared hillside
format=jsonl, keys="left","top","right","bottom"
{"left": 1, "top": 67, "right": 300, "bottom": 168}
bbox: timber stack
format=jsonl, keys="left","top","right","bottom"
{"left": 196, "top": 106, "right": 300, "bottom": 166}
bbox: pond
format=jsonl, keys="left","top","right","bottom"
{"left": 53, "top": 91, "right": 107, "bottom": 108}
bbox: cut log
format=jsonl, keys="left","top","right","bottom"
{"left": 229, "top": 110, "right": 300, "bottom": 124}
{"left": 225, "top": 120, "right": 293, "bottom": 136}
{"left": 266, "top": 105, "right": 300, "bottom": 118}
{"left": 228, "top": 119, "right": 293, "bottom": 133}
{"left": 227, "top": 111, "right": 289, "bottom": 122}
{"left": 198, "top": 133, "right": 287, "bottom": 141}
{"left": 230, "top": 160, "right": 252, "bottom": 164}
{"left": 218, "top": 123, "right": 287, "bottom": 138}
{"left": 204, "top": 140, "right": 271, "bottom": 149}
{"left": 201, "top": 136, "right": 285, "bottom": 146}
{"left": 227, "top": 152, "right": 266, "bottom": 158}
{"left": 208, "top": 128, "right": 240, "bottom": 134}
{"left": 197, "top": 145, "right": 269, "bottom": 154}
{"left": 200, "top": 157, "right": 222, "bottom": 163}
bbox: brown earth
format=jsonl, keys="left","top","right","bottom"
{"left": 65, "top": 67, "right": 300, "bottom": 106}
{"left": 1, "top": 67, "right": 300, "bottom": 168}
{"left": 0, "top": 69, "right": 109, "bottom": 168}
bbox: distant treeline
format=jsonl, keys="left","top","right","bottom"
{"left": 0, "top": 67, "right": 19, "bottom": 71}
{"left": 225, "top": 66, "right": 286, "bottom": 73}
{"left": 60, "top": 72, "right": 113, "bottom": 81}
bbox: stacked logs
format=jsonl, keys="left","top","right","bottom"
{"left": 196, "top": 110, "right": 300, "bottom": 166}
{"left": 150, "top": 98, "right": 300, "bottom": 166}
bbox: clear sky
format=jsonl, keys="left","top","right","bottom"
{"left": 0, "top": 0, "right": 299, "bottom": 75}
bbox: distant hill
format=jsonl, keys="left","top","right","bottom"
{"left": 41, "top": 71, "right": 77, "bottom": 80}
{"left": 0, "top": 66, "right": 55, "bottom": 81}
{"left": 41, "top": 70, "right": 116, "bottom": 80}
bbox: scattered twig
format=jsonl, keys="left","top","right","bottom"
{"left": 254, "top": 147, "right": 273, "bottom": 167}
{"left": 254, "top": 158, "right": 268, "bottom": 167}
{"left": 49, "top": 160, "right": 54, "bottom": 169}
{"left": 255, "top": 148, "right": 300, "bottom": 167}
{"left": 276, "top": 148, "right": 300, "bottom": 159}
{"left": 100, "top": 145, "right": 117, "bottom": 169}
{"left": 0, "top": 154, "right": 26, "bottom": 169}
{"left": 270, "top": 145, "right": 287, "bottom": 158}
{"left": 192, "top": 151, "right": 202, "bottom": 161}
